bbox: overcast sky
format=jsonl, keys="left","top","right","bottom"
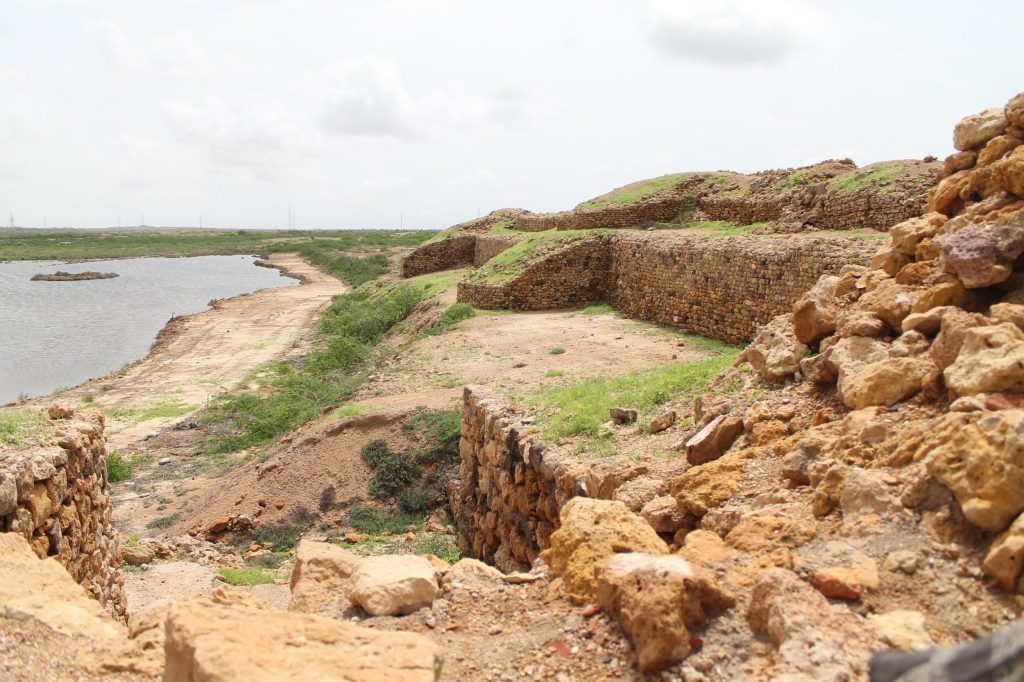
{"left": 2, "top": 0, "right": 1021, "bottom": 230}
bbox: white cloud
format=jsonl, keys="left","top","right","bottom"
{"left": 161, "top": 98, "right": 318, "bottom": 180}
{"left": 90, "top": 17, "right": 236, "bottom": 80}
{"left": 645, "top": 0, "right": 829, "bottom": 66}
{"left": 316, "top": 57, "right": 538, "bottom": 138}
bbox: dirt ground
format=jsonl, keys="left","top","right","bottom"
{"left": 17, "top": 253, "right": 348, "bottom": 453}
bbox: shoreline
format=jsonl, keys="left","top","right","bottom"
{"left": 0, "top": 253, "right": 332, "bottom": 410}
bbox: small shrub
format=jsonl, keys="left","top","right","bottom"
{"left": 398, "top": 488, "right": 432, "bottom": 514}
{"left": 82, "top": 393, "right": 95, "bottom": 404}
{"left": 549, "top": 347, "right": 566, "bottom": 355}
{"left": 319, "top": 485, "right": 337, "bottom": 512}
{"left": 369, "top": 453, "right": 421, "bottom": 500}
{"left": 146, "top": 512, "right": 181, "bottom": 530}
{"left": 544, "top": 370, "right": 565, "bottom": 378}
{"left": 348, "top": 505, "right": 422, "bottom": 535}
{"left": 428, "top": 303, "right": 476, "bottom": 334}
{"left": 215, "top": 567, "right": 276, "bottom": 586}
{"left": 245, "top": 552, "right": 285, "bottom": 569}
{"left": 361, "top": 439, "right": 391, "bottom": 468}
{"left": 107, "top": 451, "right": 133, "bottom": 482}
{"left": 252, "top": 523, "right": 303, "bottom": 552}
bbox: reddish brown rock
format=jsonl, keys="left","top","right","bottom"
{"left": 810, "top": 567, "right": 863, "bottom": 601}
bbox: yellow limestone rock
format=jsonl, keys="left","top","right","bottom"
{"left": 165, "top": 587, "right": 443, "bottom": 682}
{"left": 539, "top": 497, "right": 668, "bottom": 603}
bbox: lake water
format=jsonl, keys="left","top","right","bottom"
{"left": 0, "top": 256, "right": 298, "bottom": 403}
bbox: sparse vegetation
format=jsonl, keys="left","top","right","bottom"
{"left": 469, "top": 229, "right": 612, "bottom": 283}
{"left": 348, "top": 505, "right": 422, "bottom": 535}
{"left": 252, "top": 522, "right": 304, "bottom": 552}
{"left": 0, "top": 411, "right": 49, "bottom": 447}
{"left": 428, "top": 302, "right": 477, "bottom": 335}
{"left": 106, "top": 451, "right": 133, "bottom": 482}
{"left": 545, "top": 369, "right": 566, "bottom": 378}
{"left": 827, "top": 162, "right": 903, "bottom": 194}
{"left": 528, "top": 354, "right": 739, "bottom": 444}
{"left": 549, "top": 347, "right": 566, "bottom": 355}
{"left": 203, "top": 285, "right": 424, "bottom": 454}
{"left": 146, "top": 512, "right": 181, "bottom": 529}
{"left": 215, "top": 567, "right": 276, "bottom": 586}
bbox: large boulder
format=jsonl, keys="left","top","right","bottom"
{"left": 348, "top": 555, "right": 439, "bottom": 617}
{"left": 889, "top": 213, "right": 946, "bottom": 256}
{"left": 838, "top": 357, "right": 934, "bottom": 410}
{"left": 685, "top": 414, "right": 744, "bottom": 465}
{"left": 288, "top": 540, "right": 361, "bottom": 616}
{"left": 993, "top": 145, "right": 1024, "bottom": 196}
{"left": 670, "top": 449, "right": 750, "bottom": 517}
{"left": 164, "top": 587, "right": 442, "bottom": 681}
{"left": 792, "top": 275, "right": 840, "bottom": 344}
{"left": 539, "top": 498, "right": 668, "bottom": 603}
{"left": 595, "top": 553, "right": 734, "bottom": 672}
{"left": 944, "top": 323, "right": 1024, "bottom": 396}
{"left": 740, "top": 314, "right": 808, "bottom": 382}
{"left": 924, "top": 410, "right": 1024, "bottom": 532}
{"left": 934, "top": 222, "right": 1024, "bottom": 289}
{"left": 953, "top": 107, "right": 1008, "bottom": 151}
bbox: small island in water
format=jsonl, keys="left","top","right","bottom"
{"left": 30, "top": 270, "right": 119, "bottom": 282}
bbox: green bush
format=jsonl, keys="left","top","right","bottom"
{"left": 398, "top": 488, "right": 433, "bottom": 514}
{"left": 361, "top": 439, "right": 391, "bottom": 468}
{"left": 252, "top": 523, "right": 304, "bottom": 552}
{"left": 403, "top": 410, "right": 461, "bottom": 465}
{"left": 549, "top": 347, "right": 566, "bottom": 355}
{"left": 428, "top": 303, "right": 476, "bottom": 334}
{"left": 146, "top": 512, "right": 181, "bottom": 529}
{"left": 369, "top": 453, "right": 422, "bottom": 500}
{"left": 348, "top": 505, "right": 422, "bottom": 535}
{"left": 107, "top": 451, "right": 133, "bottom": 482}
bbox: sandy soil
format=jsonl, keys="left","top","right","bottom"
{"left": 24, "top": 253, "right": 348, "bottom": 452}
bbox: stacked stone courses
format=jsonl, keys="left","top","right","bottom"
{"left": 0, "top": 410, "right": 126, "bottom": 621}
{"left": 459, "top": 233, "right": 876, "bottom": 344}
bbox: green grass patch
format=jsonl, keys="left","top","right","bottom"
{"left": 427, "top": 303, "right": 476, "bottom": 335}
{"left": 215, "top": 567, "right": 276, "bottom": 586}
{"left": 348, "top": 505, "right": 423, "bottom": 535}
{"left": 580, "top": 303, "right": 616, "bottom": 315}
{"left": 577, "top": 173, "right": 728, "bottom": 210}
{"left": 528, "top": 354, "right": 739, "bottom": 444}
{"left": 0, "top": 411, "right": 50, "bottom": 447}
{"left": 469, "top": 229, "right": 611, "bottom": 284}
{"left": 410, "top": 270, "right": 465, "bottom": 297}
{"left": 827, "top": 162, "right": 903, "bottom": 194}
{"left": 544, "top": 370, "right": 565, "bottom": 378}
{"left": 549, "top": 347, "right": 566, "bottom": 355}
{"left": 107, "top": 451, "right": 133, "bottom": 482}
{"left": 106, "top": 401, "right": 197, "bottom": 424}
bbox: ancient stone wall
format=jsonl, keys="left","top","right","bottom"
{"left": 459, "top": 233, "right": 876, "bottom": 343}
{"left": 458, "top": 237, "right": 612, "bottom": 310}
{"left": 400, "top": 235, "right": 477, "bottom": 278}
{"left": 607, "top": 234, "right": 877, "bottom": 343}
{"left": 513, "top": 196, "right": 683, "bottom": 232}
{"left": 472, "top": 235, "right": 520, "bottom": 266}
{"left": 812, "top": 189, "right": 929, "bottom": 231}
{"left": 699, "top": 195, "right": 787, "bottom": 225}
{"left": 450, "top": 389, "right": 574, "bottom": 573}
{"left": 0, "top": 410, "right": 126, "bottom": 621}
{"left": 401, "top": 234, "right": 521, "bottom": 277}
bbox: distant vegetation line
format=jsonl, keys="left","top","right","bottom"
{"left": 0, "top": 229, "right": 435, "bottom": 286}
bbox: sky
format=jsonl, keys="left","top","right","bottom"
{"left": 1, "top": 0, "right": 1021, "bottom": 231}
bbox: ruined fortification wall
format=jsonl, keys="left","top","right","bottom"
{"left": 451, "top": 389, "right": 574, "bottom": 573}
{"left": 0, "top": 410, "right": 126, "bottom": 621}
{"left": 513, "top": 196, "right": 684, "bottom": 232}
{"left": 813, "top": 190, "right": 929, "bottom": 231}
{"left": 699, "top": 195, "right": 787, "bottom": 225}
{"left": 401, "top": 234, "right": 521, "bottom": 277}
{"left": 458, "top": 238, "right": 611, "bottom": 310}
{"left": 459, "top": 234, "right": 875, "bottom": 343}
{"left": 607, "top": 234, "right": 876, "bottom": 343}
{"left": 401, "top": 235, "right": 477, "bottom": 277}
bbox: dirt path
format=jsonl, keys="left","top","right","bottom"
{"left": 32, "top": 253, "right": 348, "bottom": 452}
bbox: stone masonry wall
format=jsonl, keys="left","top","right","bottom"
{"left": 607, "top": 234, "right": 877, "bottom": 343}
{"left": 0, "top": 409, "right": 126, "bottom": 621}
{"left": 451, "top": 389, "right": 575, "bottom": 573}
{"left": 401, "top": 235, "right": 476, "bottom": 277}
{"left": 513, "top": 195, "right": 684, "bottom": 232}
{"left": 458, "top": 237, "right": 613, "bottom": 310}
{"left": 401, "top": 234, "right": 521, "bottom": 277}
{"left": 459, "top": 233, "right": 876, "bottom": 344}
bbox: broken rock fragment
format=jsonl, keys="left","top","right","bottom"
{"left": 348, "top": 555, "right": 439, "bottom": 616}
{"left": 595, "top": 552, "right": 734, "bottom": 672}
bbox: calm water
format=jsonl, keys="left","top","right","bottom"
{"left": 0, "top": 256, "right": 298, "bottom": 403}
